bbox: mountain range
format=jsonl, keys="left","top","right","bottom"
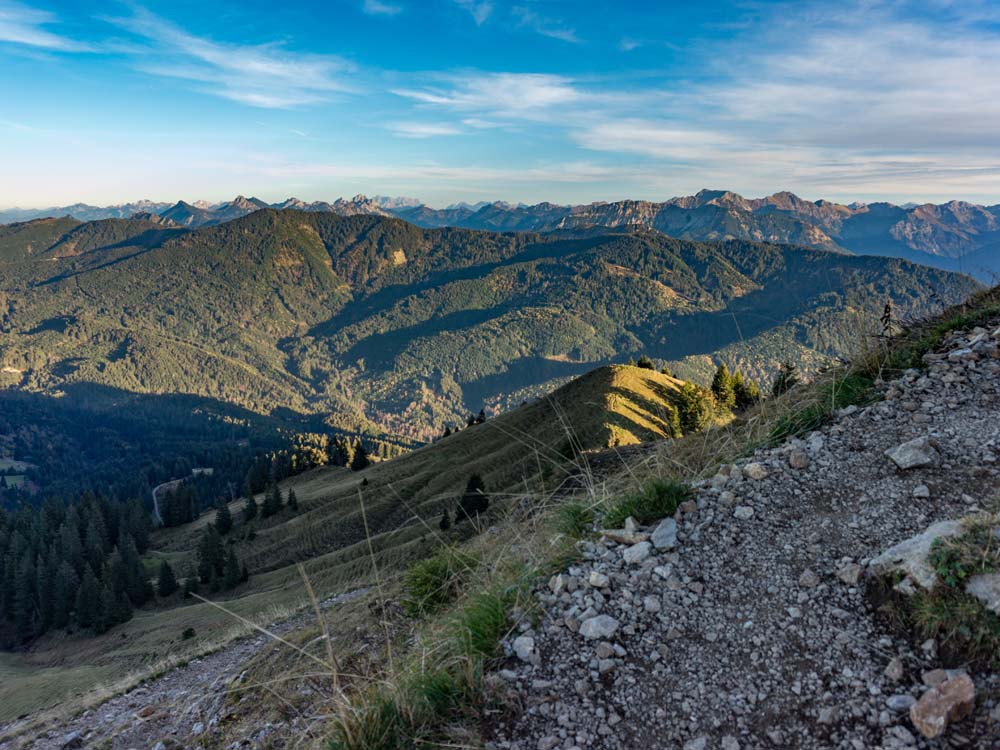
{"left": 0, "top": 209, "right": 979, "bottom": 442}
{"left": 3, "top": 190, "right": 998, "bottom": 280}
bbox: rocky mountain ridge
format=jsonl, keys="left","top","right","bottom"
{"left": 5, "top": 190, "right": 998, "bottom": 278}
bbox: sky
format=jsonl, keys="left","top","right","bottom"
{"left": 2, "top": 0, "right": 1000, "bottom": 208}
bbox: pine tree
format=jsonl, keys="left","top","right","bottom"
{"left": 711, "top": 364, "right": 736, "bottom": 410}
{"left": 771, "top": 361, "right": 800, "bottom": 397}
{"left": 215, "top": 502, "right": 233, "bottom": 535}
{"left": 732, "top": 371, "right": 761, "bottom": 410}
{"left": 157, "top": 560, "right": 179, "bottom": 597}
{"left": 14, "top": 552, "right": 36, "bottom": 640}
{"left": 223, "top": 549, "right": 241, "bottom": 590}
{"left": 286, "top": 489, "right": 298, "bottom": 512}
{"left": 438, "top": 508, "right": 451, "bottom": 531}
{"left": 197, "top": 528, "right": 225, "bottom": 584}
{"left": 52, "top": 561, "right": 76, "bottom": 629}
{"left": 262, "top": 484, "right": 282, "bottom": 518}
{"left": 457, "top": 474, "right": 489, "bottom": 522}
{"left": 677, "top": 382, "right": 713, "bottom": 434}
{"left": 183, "top": 574, "right": 199, "bottom": 599}
{"left": 75, "top": 565, "right": 101, "bottom": 629}
{"left": 242, "top": 493, "right": 258, "bottom": 524}
{"left": 350, "top": 441, "right": 370, "bottom": 471}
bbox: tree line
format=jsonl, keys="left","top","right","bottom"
{"left": 0, "top": 494, "right": 153, "bottom": 645}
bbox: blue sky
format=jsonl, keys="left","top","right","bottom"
{"left": 2, "top": 0, "right": 1000, "bottom": 208}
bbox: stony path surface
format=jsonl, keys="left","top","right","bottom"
{"left": 0, "top": 589, "right": 366, "bottom": 750}
{"left": 490, "top": 324, "right": 1000, "bottom": 750}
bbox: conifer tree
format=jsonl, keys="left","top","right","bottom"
{"left": 771, "top": 361, "right": 800, "bottom": 397}
{"left": 732, "top": 371, "right": 761, "bottom": 410}
{"left": 197, "top": 528, "right": 225, "bottom": 584}
{"left": 223, "top": 549, "right": 241, "bottom": 590}
{"left": 457, "top": 474, "right": 489, "bottom": 521}
{"left": 242, "top": 493, "right": 258, "bottom": 524}
{"left": 438, "top": 508, "right": 451, "bottom": 531}
{"left": 677, "top": 382, "right": 713, "bottom": 434}
{"left": 262, "top": 484, "right": 282, "bottom": 517}
{"left": 157, "top": 560, "right": 179, "bottom": 597}
{"left": 286, "top": 489, "right": 298, "bottom": 512}
{"left": 214, "top": 502, "right": 233, "bottom": 535}
{"left": 350, "top": 441, "right": 370, "bottom": 471}
{"left": 76, "top": 565, "right": 101, "bottom": 629}
{"left": 711, "top": 364, "right": 736, "bottom": 410}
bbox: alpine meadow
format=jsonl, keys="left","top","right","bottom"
{"left": 2, "top": 1, "right": 1000, "bottom": 749}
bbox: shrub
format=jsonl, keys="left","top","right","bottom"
{"left": 402, "top": 547, "right": 478, "bottom": 617}
{"left": 556, "top": 502, "right": 595, "bottom": 538}
{"left": 769, "top": 372, "right": 874, "bottom": 444}
{"left": 603, "top": 479, "right": 693, "bottom": 528}
{"left": 181, "top": 627, "right": 196, "bottom": 640}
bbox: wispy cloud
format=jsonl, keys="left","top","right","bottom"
{"left": 454, "top": 0, "right": 493, "bottom": 25}
{"left": 0, "top": 1, "right": 91, "bottom": 51}
{"left": 393, "top": 72, "right": 584, "bottom": 121}
{"left": 105, "top": 7, "right": 353, "bottom": 108}
{"left": 511, "top": 5, "right": 579, "bottom": 43}
{"left": 389, "top": 121, "right": 464, "bottom": 138}
{"left": 362, "top": 0, "right": 402, "bottom": 16}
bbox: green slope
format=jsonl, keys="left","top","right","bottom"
{"left": 0, "top": 210, "right": 981, "bottom": 442}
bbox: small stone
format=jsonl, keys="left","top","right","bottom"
{"left": 537, "top": 736, "right": 560, "bottom": 750}
{"left": 922, "top": 668, "right": 949, "bottom": 687}
{"left": 887, "top": 694, "right": 917, "bottom": 712}
{"left": 885, "top": 436, "right": 939, "bottom": 470}
{"left": 909, "top": 674, "right": 976, "bottom": 739}
{"left": 798, "top": 569, "right": 821, "bottom": 588}
{"left": 548, "top": 574, "right": 566, "bottom": 595}
{"left": 588, "top": 571, "right": 610, "bottom": 588}
{"left": 683, "top": 737, "right": 708, "bottom": 750}
{"left": 579, "top": 614, "right": 620, "bottom": 640}
{"left": 837, "top": 562, "right": 862, "bottom": 585}
{"left": 513, "top": 635, "right": 537, "bottom": 664}
{"left": 61, "top": 733, "right": 84, "bottom": 750}
{"left": 721, "top": 736, "right": 741, "bottom": 750}
{"left": 788, "top": 450, "right": 810, "bottom": 469}
{"left": 622, "top": 541, "right": 651, "bottom": 564}
{"left": 733, "top": 506, "right": 755, "bottom": 520}
{"left": 650, "top": 518, "right": 678, "bottom": 550}
{"left": 744, "top": 462, "right": 768, "bottom": 480}
{"left": 912, "top": 484, "right": 931, "bottom": 498}
{"left": 885, "top": 657, "right": 905, "bottom": 682}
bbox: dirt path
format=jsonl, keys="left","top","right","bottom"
{"left": 0, "top": 589, "right": 367, "bottom": 750}
{"left": 491, "top": 324, "right": 1000, "bottom": 749}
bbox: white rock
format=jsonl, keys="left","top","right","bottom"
{"left": 965, "top": 572, "right": 1000, "bottom": 614}
{"left": 912, "top": 484, "right": 931, "bottom": 498}
{"left": 733, "top": 506, "right": 755, "bottom": 520}
{"left": 588, "top": 571, "right": 610, "bottom": 588}
{"left": 868, "top": 520, "right": 963, "bottom": 590}
{"left": 885, "top": 436, "right": 939, "bottom": 470}
{"left": 622, "top": 541, "right": 651, "bottom": 564}
{"left": 650, "top": 518, "right": 678, "bottom": 550}
{"left": 513, "top": 635, "right": 537, "bottom": 663}
{"left": 743, "top": 462, "right": 768, "bottom": 480}
{"left": 579, "top": 614, "right": 620, "bottom": 640}
{"left": 837, "top": 563, "right": 862, "bottom": 585}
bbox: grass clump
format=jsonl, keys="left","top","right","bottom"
{"left": 892, "top": 514, "right": 1000, "bottom": 668}
{"left": 603, "top": 479, "right": 692, "bottom": 528}
{"left": 556, "top": 502, "right": 595, "bottom": 538}
{"left": 769, "top": 371, "right": 875, "bottom": 444}
{"left": 401, "top": 546, "right": 479, "bottom": 617}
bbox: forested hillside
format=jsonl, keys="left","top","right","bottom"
{"left": 0, "top": 210, "right": 979, "bottom": 450}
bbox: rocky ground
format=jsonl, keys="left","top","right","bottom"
{"left": 490, "top": 324, "right": 1000, "bottom": 749}
{"left": 0, "top": 589, "right": 367, "bottom": 750}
